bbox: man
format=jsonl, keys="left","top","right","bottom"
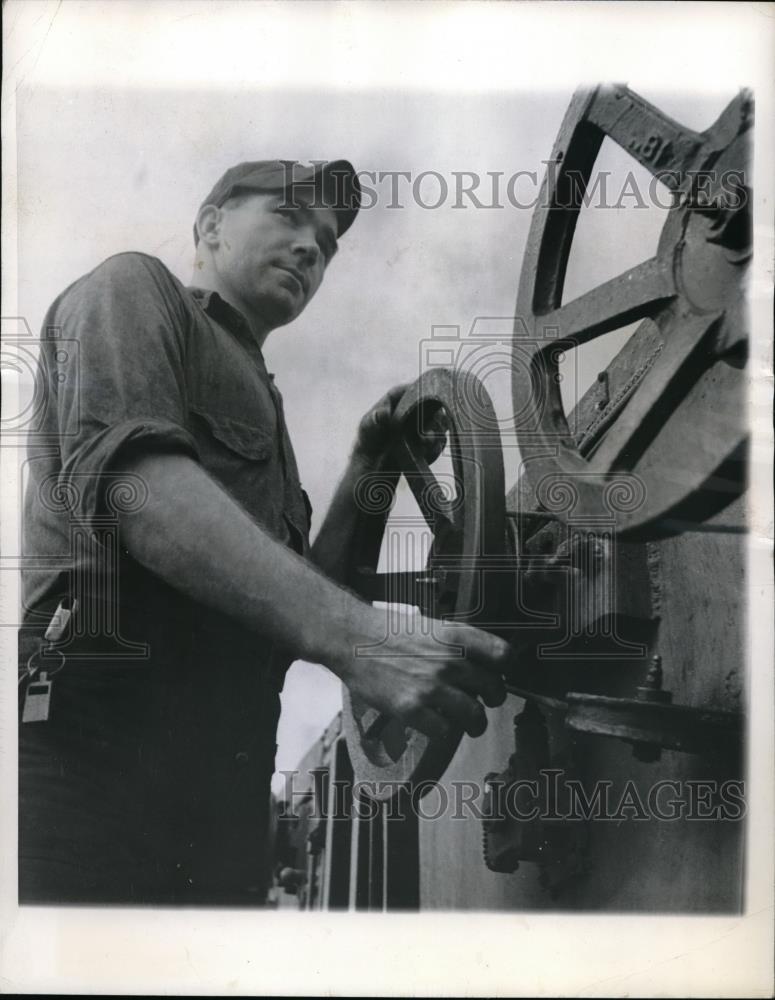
{"left": 19, "top": 160, "right": 510, "bottom": 905}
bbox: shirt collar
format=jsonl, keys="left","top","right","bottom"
{"left": 187, "top": 286, "right": 249, "bottom": 333}
{"left": 187, "top": 286, "right": 272, "bottom": 375}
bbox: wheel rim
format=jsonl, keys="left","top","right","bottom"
{"left": 512, "top": 85, "right": 751, "bottom": 539}
{"left": 342, "top": 368, "right": 506, "bottom": 800}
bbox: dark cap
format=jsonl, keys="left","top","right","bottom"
{"left": 194, "top": 159, "right": 361, "bottom": 244}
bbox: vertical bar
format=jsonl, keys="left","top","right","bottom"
{"left": 322, "top": 739, "right": 353, "bottom": 910}
{"left": 366, "top": 812, "right": 384, "bottom": 910}
{"left": 382, "top": 807, "right": 390, "bottom": 912}
{"left": 348, "top": 796, "right": 374, "bottom": 910}
{"left": 347, "top": 812, "right": 361, "bottom": 911}
{"left": 383, "top": 788, "right": 420, "bottom": 910}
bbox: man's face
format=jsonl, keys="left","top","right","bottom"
{"left": 211, "top": 188, "right": 339, "bottom": 329}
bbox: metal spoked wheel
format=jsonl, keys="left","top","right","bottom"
{"left": 512, "top": 84, "right": 751, "bottom": 539}
{"left": 342, "top": 368, "right": 506, "bottom": 800}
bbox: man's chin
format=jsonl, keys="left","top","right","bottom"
{"left": 255, "top": 291, "right": 304, "bottom": 329}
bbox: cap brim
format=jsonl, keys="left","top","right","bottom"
{"left": 282, "top": 160, "right": 361, "bottom": 238}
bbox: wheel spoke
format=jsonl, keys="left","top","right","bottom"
{"left": 588, "top": 85, "right": 705, "bottom": 183}
{"left": 538, "top": 256, "right": 675, "bottom": 346}
{"left": 360, "top": 707, "right": 389, "bottom": 740}
{"left": 394, "top": 438, "right": 455, "bottom": 534}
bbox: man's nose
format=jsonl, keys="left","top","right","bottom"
{"left": 291, "top": 228, "right": 321, "bottom": 266}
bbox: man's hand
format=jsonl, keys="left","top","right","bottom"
{"left": 312, "top": 383, "right": 449, "bottom": 583}
{"left": 121, "top": 453, "right": 510, "bottom": 743}
{"left": 331, "top": 605, "right": 510, "bottom": 740}
{"left": 353, "top": 383, "right": 449, "bottom": 465}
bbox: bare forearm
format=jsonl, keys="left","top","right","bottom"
{"left": 120, "top": 452, "right": 373, "bottom": 672}
{"left": 119, "top": 452, "right": 512, "bottom": 742}
{"left": 311, "top": 450, "right": 394, "bottom": 583}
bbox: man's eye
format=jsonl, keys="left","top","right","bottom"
{"left": 320, "top": 240, "right": 338, "bottom": 262}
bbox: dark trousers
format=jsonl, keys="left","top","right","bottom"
{"left": 19, "top": 616, "right": 282, "bottom": 906}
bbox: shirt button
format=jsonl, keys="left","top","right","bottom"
{"left": 235, "top": 751, "right": 249, "bottom": 765}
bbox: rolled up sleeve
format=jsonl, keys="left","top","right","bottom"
{"left": 51, "top": 253, "right": 200, "bottom": 523}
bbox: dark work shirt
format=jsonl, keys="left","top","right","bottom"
{"left": 19, "top": 252, "right": 313, "bottom": 902}
{"left": 23, "top": 251, "right": 311, "bottom": 657}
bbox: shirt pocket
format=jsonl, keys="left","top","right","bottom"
{"left": 188, "top": 407, "right": 285, "bottom": 530}
{"left": 191, "top": 409, "right": 273, "bottom": 461}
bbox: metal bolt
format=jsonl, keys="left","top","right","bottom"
{"left": 636, "top": 655, "right": 672, "bottom": 704}
{"left": 644, "top": 655, "right": 662, "bottom": 689}
{"left": 596, "top": 370, "right": 610, "bottom": 410}
{"left": 633, "top": 655, "right": 672, "bottom": 762}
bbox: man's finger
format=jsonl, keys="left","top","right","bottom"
{"left": 383, "top": 383, "right": 411, "bottom": 410}
{"left": 433, "top": 686, "right": 488, "bottom": 737}
{"left": 441, "top": 623, "right": 513, "bottom": 670}
{"left": 473, "top": 672, "right": 507, "bottom": 708}
{"left": 440, "top": 658, "right": 506, "bottom": 708}
{"left": 405, "top": 706, "right": 452, "bottom": 741}
{"left": 372, "top": 384, "right": 411, "bottom": 433}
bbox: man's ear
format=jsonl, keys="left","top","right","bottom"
{"left": 195, "top": 204, "right": 223, "bottom": 247}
